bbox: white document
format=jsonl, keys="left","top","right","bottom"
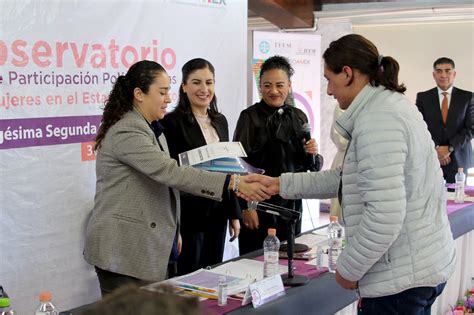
{"left": 211, "top": 259, "right": 287, "bottom": 282}
{"left": 179, "top": 141, "right": 247, "bottom": 166}
{"left": 296, "top": 231, "right": 327, "bottom": 247}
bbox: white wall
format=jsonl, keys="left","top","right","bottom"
{"left": 354, "top": 21, "right": 474, "bottom": 103}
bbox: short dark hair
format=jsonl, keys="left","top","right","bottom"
{"left": 259, "top": 55, "right": 294, "bottom": 81}
{"left": 323, "top": 34, "right": 406, "bottom": 94}
{"left": 433, "top": 57, "right": 455, "bottom": 69}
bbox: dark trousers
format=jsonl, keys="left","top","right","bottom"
{"left": 177, "top": 219, "right": 227, "bottom": 276}
{"left": 358, "top": 282, "right": 446, "bottom": 315}
{"left": 95, "top": 267, "right": 152, "bottom": 297}
{"left": 239, "top": 199, "right": 302, "bottom": 255}
{"left": 443, "top": 160, "right": 459, "bottom": 183}
{"left": 95, "top": 265, "right": 178, "bottom": 297}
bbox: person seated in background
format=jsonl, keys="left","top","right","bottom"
{"left": 76, "top": 284, "right": 203, "bottom": 315}
{"left": 83, "top": 60, "right": 273, "bottom": 297}
{"left": 161, "top": 58, "right": 241, "bottom": 276}
{"left": 233, "top": 55, "right": 321, "bottom": 255}
{"left": 416, "top": 57, "right": 474, "bottom": 183}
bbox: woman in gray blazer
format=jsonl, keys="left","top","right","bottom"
{"left": 83, "top": 60, "right": 272, "bottom": 296}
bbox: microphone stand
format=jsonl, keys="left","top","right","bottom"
{"left": 249, "top": 201, "right": 309, "bottom": 286}
{"left": 278, "top": 154, "right": 323, "bottom": 252}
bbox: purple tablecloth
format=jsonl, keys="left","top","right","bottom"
{"left": 447, "top": 185, "right": 474, "bottom": 215}
{"left": 202, "top": 258, "right": 328, "bottom": 314}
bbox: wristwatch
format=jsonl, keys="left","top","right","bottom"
{"left": 448, "top": 145, "right": 454, "bottom": 153}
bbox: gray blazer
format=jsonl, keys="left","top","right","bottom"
{"left": 83, "top": 109, "right": 227, "bottom": 282}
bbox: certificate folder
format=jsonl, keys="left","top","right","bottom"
{"left": 192, "top": 157, "right": 264, "bottom": 174}
{"left": 179, "top": 141, "right": 246, "bottom": 166}
{"left": 178, "top": 141, "right": 264, "bottom": 174}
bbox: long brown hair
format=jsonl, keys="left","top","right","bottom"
{"left": 174, "top": 58, "right": 220, "bottom": 124}
{"left": 95, "top": 60, "right": 167, "bottom": 150}
{"left": 323, "top": 34, "right": 406, "bottom": 93}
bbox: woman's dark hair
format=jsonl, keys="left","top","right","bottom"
{"left": 323, "top": 34, "right": 406, "bottom": 93}
{"left": 259, "top": 55, "right": 294, "bottom": 81}
{"left": 95, "top": 60, "right": 166, "bottom": 149}
{"left": 174, "top": 58, "right": 219, "bottom": 124}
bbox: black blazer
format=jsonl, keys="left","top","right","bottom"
{"left": 161, "top": 109, "right": 241, "bottom": 230}
{"left": 416, "top": 87, "right": 474, "bottom": 180}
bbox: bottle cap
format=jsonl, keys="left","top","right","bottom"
{"left": 330, "top": 215, "right": 339, "bottom": 222}
{"left": 267, "top": 228, "right": 276, "bottom": 236}
{"left": 0, "top": 297, "right": 10, "bottom": 307}
{"left": 39, "top": 291, "right": 52, "bottom": 302}
{"left": 458, "top": 167, "right": 464, "bottom": 172}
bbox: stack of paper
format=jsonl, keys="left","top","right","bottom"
{"left": 212, "top": 259, "right": 287, "bottom": 282}
{"left": 143, "top": 259, "right": 288, "bottom": 300}
{"left": 171, "top": 269, "right": 252, "bottom": 298}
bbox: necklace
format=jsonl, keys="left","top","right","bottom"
{"left": 194, "top": 113, "right": 210, "bottom": 129}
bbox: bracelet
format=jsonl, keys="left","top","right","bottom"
{"left": 232, "top": 174, "right": 240, "bottom": 193}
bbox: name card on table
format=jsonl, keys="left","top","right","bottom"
{"left": 247, "top": 274, "right": 285, "bottom": 308}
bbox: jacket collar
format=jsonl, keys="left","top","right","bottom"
{"left": 334, "top": 84, "right": 381, "bottom": 141}
{"left": 257, "top": 100, "right": 291, "bottom": 115}
{"left": 131, "top": 107, "right": 150, "bottom": 124}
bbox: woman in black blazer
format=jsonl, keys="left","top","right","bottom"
{"left": 161, "top": 58, "right": 241, "bottom": 275}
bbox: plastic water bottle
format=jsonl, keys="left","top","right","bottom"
{"left": 0, "top": 298, "right": 15, "bottom": 315}
{"left": 263, "top": 228, "right": 280, "bottom": 278}
{"left": 327, "top": 216, "right": 344, "bottom": 273}
{"left": 315, "top": 246, "right": 324, "bottom": 269}
{"left": 217, "top": 275, "right": 228, "bottom": 306}
{"left": 34, "top": 292, "right": 58, "bottom": 315}
{"left": 454, "top": 168, "right": 466, "bottom": 203}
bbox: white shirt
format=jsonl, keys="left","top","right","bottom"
{"left": 193, "top": 113, "right": 220, "bottom": 144}
{"left": 437, "top": 86, "right": 453, "bottom": 110}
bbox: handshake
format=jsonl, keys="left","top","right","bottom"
{"left": 229, "top": 174, "right": 280, "bottom": 202}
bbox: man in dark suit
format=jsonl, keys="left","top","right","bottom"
{"left": 416, "top": 57, "right": 474, "bottom": 183}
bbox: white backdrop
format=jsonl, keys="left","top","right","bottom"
{"left": 0, "top": 0, "right": 247, "bottom": 313}
{"left": 252, "top": 31, "right": 321, "bottom": 142}
{"left": 252, "top": 31, "right": 322, "bottom": 231}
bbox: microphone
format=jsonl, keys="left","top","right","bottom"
{"left": 302, "top": 123, "right": 317, "bottom": 170}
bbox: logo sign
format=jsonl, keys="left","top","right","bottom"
{"left": 259, "top": 41, "right": 270, "bottom": 54}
